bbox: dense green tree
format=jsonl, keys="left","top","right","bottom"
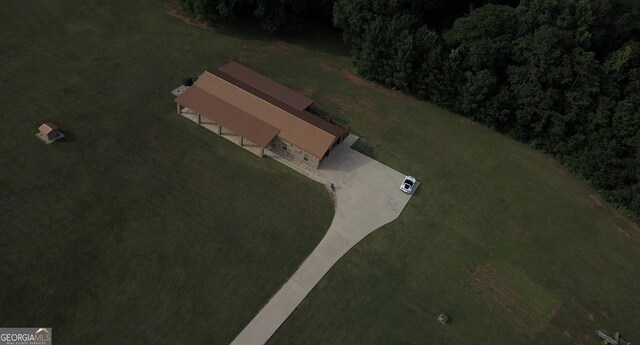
{"left": 590, "top": 0, "right": 640, "bottom": 57}
{"left": 444, "top": 5, "right": 518, "bottom": 75}
{"left": 410, "top": 27, "right": 450, "bottom": 102}
{"left": 333, "top": 0, "right": 425, "bottom": 90}
{"left": 178, "top": 0, "right": 335, "bottom": 33}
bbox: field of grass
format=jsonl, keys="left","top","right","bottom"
{"left": 2, "top": 0, "right": 640, "bottom": 344}
{"left": 0, "top": 1, "right": 333, "bottom": 344}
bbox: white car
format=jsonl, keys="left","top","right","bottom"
{"left": 400, "top": 176, "right": 416, "bottom": 194}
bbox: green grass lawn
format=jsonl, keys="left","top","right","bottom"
{"left": 0, "top": 1, "right": 333, "bottom": 344}
{"left": 2, "top": 1, "right": 640, "bottom": 344}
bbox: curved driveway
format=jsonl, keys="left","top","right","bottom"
{"left": 231, "top": 135, "right": 414, "bottom": 345}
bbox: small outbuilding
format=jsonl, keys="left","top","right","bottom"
{"left": 36, "top": 123, "right": 65, "bottom": 143}
{"left": 438, "top": 313, "right": 449, "bottom": 324}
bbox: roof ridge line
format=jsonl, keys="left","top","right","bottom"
{"left": 212, "top": 70, "right": 339, "bottom": 138}
{"left": 210, "top": 73, "right": 335, "bottom": 139}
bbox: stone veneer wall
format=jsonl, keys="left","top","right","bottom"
{"left": 268, "top": 137, "right": 321, "bottom": 170}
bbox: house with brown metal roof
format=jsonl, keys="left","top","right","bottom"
{"left": 174, "top": 61, "right": 347, "bottom": 169}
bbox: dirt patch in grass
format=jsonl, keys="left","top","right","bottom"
{"left": 312, "top": 57, "right": 411, "bottom": 102}
{"left": 311, "top": 58, "right": 341, "bottom": 74}
{"left": 342, "top": 70, "right": 408, "bottom": 101}
{"left": 616, "top": 227, "right": 633, "bottom": 238}
{"left": 265, "top": 41, "right": 304, "bottom": 55}
{"left": 466, "top": 263, "right": 550, "bottom": 333}
{"left": 229, "top": 43, "right": 261, "bottom": 64}
{"left": 324, "top": 94, "right": 376, "bottom": 118}
{"left": 627, "top": 219, "right": 640, "bottom": 233}
{"left": 612, "top": 211, "right": 640, "bottom": 235}
{"left": 589, "top": 194, "right": 605, "bottom": 207}
{"left": 163, "top": 0, "right": 211, "bottom": 29}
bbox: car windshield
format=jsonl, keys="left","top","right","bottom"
{"left": 404, "top": 180, "right": 414, "bottom": 186}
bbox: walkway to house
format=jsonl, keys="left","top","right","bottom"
{"left": 231, "top": 135, "right": 415, "bottom": 345}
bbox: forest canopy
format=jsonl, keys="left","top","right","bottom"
{"left": 178, "top": 0, "right": 640, "bottom": 218}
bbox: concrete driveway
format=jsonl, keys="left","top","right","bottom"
{"left": 231, "top": 135, "right": 414, "bottom": 345}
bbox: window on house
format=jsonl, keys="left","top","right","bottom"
{"left": 282, "top": 144, "right": 287, "bottom": 150}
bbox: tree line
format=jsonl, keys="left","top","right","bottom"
{"left": 177, "top": 0, "right": 334, "bottom": 33}
{"left": 179, "top": 0, "right": 640, "bottom": 218}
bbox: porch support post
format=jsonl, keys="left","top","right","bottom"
{"left": 217, "top": 124, "right": 221, "bottom": 134}
{"left": 240, "top": 136, "right": 244, "bottom": 146}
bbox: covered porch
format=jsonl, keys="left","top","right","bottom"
{"left": 177, "top": 104, "right": 266, "bottom": 157}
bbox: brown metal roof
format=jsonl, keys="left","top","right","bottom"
{"left": 217, "top": 61, "right": 314, "bottom": 111}
{"left": 296, "top": 110, "right": 344, "bottom": 138}
{"left": 38, "top": 123, "right": 58, "bottom": 134}
{"left": 213, "top": 69, "right": 345, "bottom": 138}
{"left": 175, "top": 86, "right": 279, "bottom": 148}
{"left": 193, "top": 71, "right": 337, "bottom": 158}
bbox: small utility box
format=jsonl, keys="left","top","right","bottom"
{"left": 438, "top": 313, "right": 449, "bottom": 324}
